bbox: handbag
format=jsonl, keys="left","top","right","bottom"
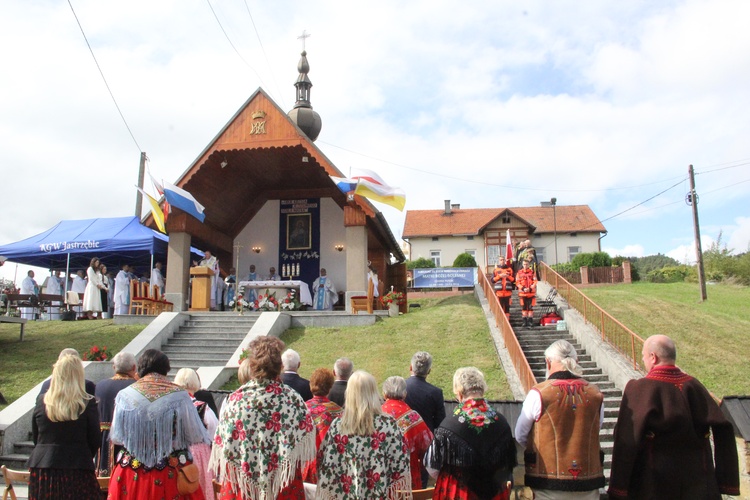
{"left": 177, "top": 463, "right": 200, "bottom": 495}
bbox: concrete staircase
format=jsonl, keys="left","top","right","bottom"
{"left": 510, "top": 293, "right": 621, "bottom": 482}
{"left": 163, "top": 312, "right": 258, "bottom": 376}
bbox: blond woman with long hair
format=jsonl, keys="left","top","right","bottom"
{"left": 316, "top": 370, "right": 411, "bottom": 499}
{"left": 27, "top": 354, "right": 101, "bottom": 499}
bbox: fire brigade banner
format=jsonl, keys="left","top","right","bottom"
{"left": 413, "top": 267, "right": 476, "bottom": 288}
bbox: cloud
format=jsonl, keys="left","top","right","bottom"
{"left": 602, "top": 244, "right": 646, "bottom": 258}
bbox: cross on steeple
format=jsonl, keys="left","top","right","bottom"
{"left": 297, "top": 30, "right": 311, "bottom": 51}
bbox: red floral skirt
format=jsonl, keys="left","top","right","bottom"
{"left": 29, "top": 468, "right": 102, "bottom": 500}
{"left": 107, "top": 462, "right": 205, "bottom": 500}
{"left": 434, "top": 471, "right": 510, "bottom": 500}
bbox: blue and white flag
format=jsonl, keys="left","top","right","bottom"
{"left": 162, "top": 181, "right": 206, "bottom": 223}
{"left": 330, "top": 176, "right": 358, "bottom": 194}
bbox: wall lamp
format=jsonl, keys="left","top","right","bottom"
{"left": 252, "top": 246, "right": 261, "bottom": 253}
{"left": 334, "top": 244, "right": 345, "bottom": 252}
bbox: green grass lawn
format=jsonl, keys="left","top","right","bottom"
{"left": 0, "top": 295, "right": 514, "bottom": 410}
{"left": 222, "top": 294, "right": 515, "bottom": 401}
{"left": 583, "top": 282, "right": 750, "bottom": 397}
{"left": 0, "top": 320, "right": 144, "bottom": 410}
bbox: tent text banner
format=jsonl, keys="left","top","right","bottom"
{"left": 413, "top": 268, "right": 477, "bottom": 288}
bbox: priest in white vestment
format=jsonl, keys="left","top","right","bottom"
{"left": 71, "top": 270, "right": 87, "bottom": 293}
{"left": 312, "top": 268, "right": 337, "bottom": 311}
{"left": 43, "top": 271, "right": 63, "bottom": 320}
{"left": 114, "top": 264, "right": 131, "bottom": 316}
{"left": 195, "top": 250, "right": 220, "bottom": 310}
{"left": 150, "top": 262, "right": 165, "bottom": 289}
{"left": 20, "top": 270, "right": 39, "bottom": 320}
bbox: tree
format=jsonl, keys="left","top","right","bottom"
{"left": 453, "top": 252, "right": 477, "bottom": 267}
{"left": 407, "top": 257, "right": 435, "bottom": 270}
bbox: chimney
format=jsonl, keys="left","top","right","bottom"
{"left": 444, "top": 200, "right": 451, "bottom": 215}
{"left": 451, "top": 203, "right": 460, "bottom": 209}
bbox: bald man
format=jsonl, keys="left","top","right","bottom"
{"left": 608, "top": 335, "right": 739, "bottom": 499}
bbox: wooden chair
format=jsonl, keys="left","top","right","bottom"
{"left": 396, "top": 487, "right": 434, "bottom": 500}
{"left": 351, "top": 275, "right": 375, "bottom": 314}
{"left": 129, "top": 280, "right": 150, "bottom": 315}
{"left": 150, "top": 285, "right": 174, "bottom": 314}
{"left": 1, "top": 465, "right": 29, "bottom": 500}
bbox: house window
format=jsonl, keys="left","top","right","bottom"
{"left": 487, "top": 245, "right": 500, "bottom": 265}
{"left": 432, "top": 237, "right": 439, "bottom": 241}
{"left": 465, "top": 250, "right": 476, "bottom": 259}
{"left": 466, "top": 236, "right": 474, "bottom": 240}
{"left": 536, "top": 248, "right": 545, "bottom": 264}
{"left": 430, "top": 250, "right": 441, "bottom": 267}
{"left": 568, "top": 246, "right": 581, "bottom": 261}
{"left": 570, "top": 233, "right": 577, "bottom": 237}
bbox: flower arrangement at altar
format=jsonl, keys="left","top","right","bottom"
{"left": 381, "top": 290, "right": 406, "bottom": 306}
{"left": 280, "top": 289, "right": 302, "bottom": 311}
{"left": 83, "top": 345, "right": 109, "bottom": 361}
{"left": 254, "top": 289, "right": 279, "bottom": 311}
{"left": 229, "top": 286, "right": 250, "bottom": 313}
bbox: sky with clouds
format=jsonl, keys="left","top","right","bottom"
{"left": 1, "top": 0, "right": 749, "bottom": 282}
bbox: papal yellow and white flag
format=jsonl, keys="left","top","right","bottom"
{"left": 136, "top": 186, "right": 166, "bottom": 233}
{"left": 349, "top": 167, "right": 406, "bottom": 211}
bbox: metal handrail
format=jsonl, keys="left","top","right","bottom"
{"left": 540, "top": 262, "right": 645, "bottom": 371}
{"left": 479, "top": 270, "right": 537, "bottom": 393}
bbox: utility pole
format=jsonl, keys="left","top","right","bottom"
{"left": 688, "top": 164, "right": 707, "bottom": 301}
{"left": 551, "top": 197, "right": 558, "bottom": 265}
{"left": 134, "top": 152, "right": 146, "bottom": 219}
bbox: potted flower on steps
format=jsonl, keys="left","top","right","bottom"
{"left": 381, "top": 289, "right": 405, "bottom": 317}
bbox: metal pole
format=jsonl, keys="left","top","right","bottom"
{"left": 689, "top": 165, "right": 708, "bottom": 301}
{"left": 551, "top": 198, "right": 558, "bottom": 265}
{"left": 135, "top": 152, "right": 146, "bottom": 219}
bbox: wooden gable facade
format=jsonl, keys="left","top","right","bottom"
{"left": 148, "top": 89, "right": 404, "bottom": 310}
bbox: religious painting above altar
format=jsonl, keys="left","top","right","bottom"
{"left": 287, "top": 213, "right": 311, "bottom": 250}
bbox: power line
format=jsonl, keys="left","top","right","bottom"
{"left": 206, "top": 0, "right": 266, "bottom": 89}
{"left": 696, "top": 160, "right": 750, "bottom": 175}
{"left": 67, "top": 0, "right": 141, "bottom": 153}
{"left": 242, "top": 0, "right": 286, "bottom": 109}
{"left": 321, "top": 140, "right": 688, "bottom": 193}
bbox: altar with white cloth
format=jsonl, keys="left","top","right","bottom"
{"left": 238, "top": 280, "right": 313, "bottom": 306}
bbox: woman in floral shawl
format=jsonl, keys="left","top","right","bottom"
{"left": 302, "top": 368, "right": 343, "bottom": 484}
{"left": 210, "top": 336, "right": 315, "bottom": 499}
{"left": 316, "top": 370, "right": 411, "bottom": 499}
{"left": 108, "top": 349, "right": 211, "bottom": 500}
{"left": 381, "top": 376, "right": 433, "bottom": 489}
{"left": 424, "top": 367, "right": 516, "bottom": 500}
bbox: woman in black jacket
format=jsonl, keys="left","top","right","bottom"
{"left": 28, "top": 353, "right": 101, "bottom": 499}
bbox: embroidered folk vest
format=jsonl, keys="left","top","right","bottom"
{"left": 525, "top": 377, "right": 605, "bottom": 492}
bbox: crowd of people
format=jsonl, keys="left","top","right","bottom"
{"left": 5, "top": 257, "right": 163, "bottom": 320}
{"left": 26, "top": 331, "right": 741, "bottom": 500}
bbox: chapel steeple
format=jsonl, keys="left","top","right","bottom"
{"left": 287, "top": 49, "right": 322, "bottom": 141}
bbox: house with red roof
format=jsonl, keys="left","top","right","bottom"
{"left": 402, "top": 200, "right": 607, "bottom": 270}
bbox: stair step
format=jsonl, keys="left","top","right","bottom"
{"left": 177, "top": 326, "right": 252, "bottom": 334}
{"left": 167, "top": 339, "right": 240, "bottom": 347}
{"left": 0, "top": 453, "right": 31, "bottom": 469}
{"left": 14, "top": 441, "right": 35, "bottom": 453}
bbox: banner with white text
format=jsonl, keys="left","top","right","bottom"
{"left": 412, "top": 267, "right": 477, "bottom": 288}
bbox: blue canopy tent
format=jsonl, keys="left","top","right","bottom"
{"left": 0, "top": 216, "right": 203, "bottom": 275}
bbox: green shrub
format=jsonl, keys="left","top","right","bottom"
{"left": 568, "top": 251, "right": 612, "bottom": 269}
{"left": 407, "top": 257, "right": 435, "bottom": 270}
{"left": 645, "top": 265, "right": 693, "bottom": 283}
{"left": 453, "top": 252, "right": 477, "bottom": 268}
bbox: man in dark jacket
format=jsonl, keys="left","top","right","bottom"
{"left": 608, "top": 335, "right": 740, "bottom": 499}
{"left": 404, "top": 351, "right": 445, "bottom": 432}
{"left": 327, "top": 357, "right": 353, "bottom": 407}
{"left": 281, "top": 349, "right": 312, "bottom": 401}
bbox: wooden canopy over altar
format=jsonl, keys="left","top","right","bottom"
{"left": 144, "top": 88, "right": 405, "bottom": 310}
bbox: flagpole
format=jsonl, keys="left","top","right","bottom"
{"left": 135, "top": 152, "right": 146, "bottom": 219}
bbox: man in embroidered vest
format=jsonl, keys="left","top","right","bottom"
{"left": 515, "top": 340, "right": 605, "bottom": 499}
{"left": 608, "top": 334, "right": 740, "bottom": 499}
